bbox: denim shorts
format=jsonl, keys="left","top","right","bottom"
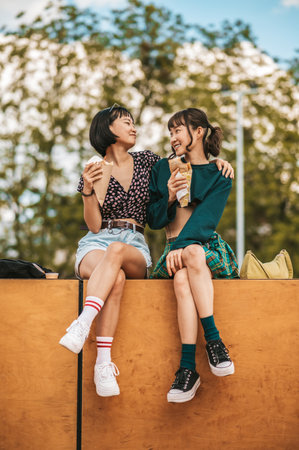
{"left": 74, "top": 227, "right": 152, "bottom": 278}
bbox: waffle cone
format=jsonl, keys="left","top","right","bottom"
{"left": 93, "top": 160, "right": 113, "bottom": 206}
{"left": 168, "top": 157, "right": 192, "bottom": 207}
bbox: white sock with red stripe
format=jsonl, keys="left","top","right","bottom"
{"left": 96, "top": 337, "right": 113, "bottom": 365}
{"left": 79, "top": 296, "right": 104, "bottom": 327}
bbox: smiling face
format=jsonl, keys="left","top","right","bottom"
{"left": 109, "top": 114, "right": 137, "bottom": 150}
{"left": 169, "top": 123, "right": 197, "bottom": 156}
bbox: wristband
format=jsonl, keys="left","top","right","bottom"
{"left": 81, "top": 189, "right": 94, "bottom": 197}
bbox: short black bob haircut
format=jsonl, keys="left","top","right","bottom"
{"left": 168, "top": 108, "right": 222, "bottom": 160}
{"left": 89, "top": 106, "right": 134, "bottom": 157}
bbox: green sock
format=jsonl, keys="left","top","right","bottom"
{"left": 180, "top": 344, "right": 196, "bottom": 371}
{"left": 200, "top": 315, "right": 220, "bottom": 342}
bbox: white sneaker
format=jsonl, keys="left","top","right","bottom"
{"left": 94, "top": 362, "right": 120, "bottom": 397}
{"left": 59, "top": 319, "right": 90, "bottom": 354}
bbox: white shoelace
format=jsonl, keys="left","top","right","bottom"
{"left": 67, "top": 319, "right": 89, "bottom": 337}
{"left": 95, "top": 362, "right": 120, "bottom": 380}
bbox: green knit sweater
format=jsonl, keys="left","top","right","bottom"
{"left": 146, "top": 157, "right": 232, "bottom": 250}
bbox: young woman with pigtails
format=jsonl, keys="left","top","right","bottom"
{"left": 147, "top": 108, "right": 239, "bottom": 403}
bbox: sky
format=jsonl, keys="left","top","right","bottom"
{"left": 0, "top": 0, "right": 298, "bottom": 64}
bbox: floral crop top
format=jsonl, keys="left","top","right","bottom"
{"left": 77, "top": 150, "right": 160, "bottom": 227}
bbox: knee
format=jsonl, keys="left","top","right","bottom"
{"left": 109, "top": 270, "right": 126, "bottom": 303}
{"left": 182, "top": 245, "right": 206, "bottom": 269}
{"left": 114, "top": 269, "right": 126, "bottom": 291}
{"left": 106, "top": 241, "right": 126, "bottom": 260}
{"left": 174, "top": 268, "right": 188, "bottom": 294}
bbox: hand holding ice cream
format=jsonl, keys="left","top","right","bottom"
{"left": 83, "top": 155, "right": 113, "bottom": 206}
{"left": 168, "top": 157, "right": 192, "bottom": 207}
{"left": 167, "top": 168, "right": 187, "bottom": 204}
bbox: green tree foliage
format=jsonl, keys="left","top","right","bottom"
{"left": 0, "top": 0, "right": 297, "bottom": 277}
{"left": 0, "top": 2, "right": 127, "bottom": 275}
{"left": 287, "top": 50, "right": 299, "bottom": 85}
{"left": 108, "top": 0, "right": 191, "bottom": 122}
{"left": 166, "top": 40, "right": 298, "bottom": 275}
{"left": 196, "top": 19, "right": 257, "bottom": 52}
{"left": 6, "top": 0, "right": 107, "bottom": 45}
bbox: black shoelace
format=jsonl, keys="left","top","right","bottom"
{"left": 172, "top": 368, "right": 190, "bottom": 389}
{"left": 208, "top": 340, "right": 231, "bottom": 363}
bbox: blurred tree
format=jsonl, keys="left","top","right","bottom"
{"left": 0, "top": 2, "right": 127, "bottom": 276}
{"left": 169, "top": 41, "right": 298, "bottom": 274}
{"left": 108, "top": 0, "right": 190, "bottom": 123}
{"left": 287, "top": 50, "right": 299, "bottom": 85}
{"left": 107, "top": 0, "right": 257, "bottom": 123}
{"left": 243, "top": 70, "right": 298, "bottom": 270}
{"left": 0, "top": 0, "right": 297, "bottom": 277}
{"left": 196, "top": 19, "right": 257, "bottom": 52}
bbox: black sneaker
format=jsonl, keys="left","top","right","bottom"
{"left": 206, "top": 339, "right": 235, "bottom": 377}
{"left": 167, "top": 367, "right": 200, "bottom": 403}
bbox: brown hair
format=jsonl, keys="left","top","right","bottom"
{"left": 168, "top": 108, "right": 223, "bottom": 159}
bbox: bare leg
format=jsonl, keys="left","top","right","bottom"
{"left": 78, "top": 244, "right": 146, "bottom": 398}
{"left": 168, "top": 268, "right": 201, "bottom": 404}
{"left": 182, "top": 245, "right": 213, "bottom": 318}
{"left": 80, "top": 253, "right": 127, "bottom": 397}
{"left": 173, "top": 268, "right": 198, "bottom": 344}
{"left": 95, "top": 269, "right": 125, "bottom": 337}
{"left": 78, "top": 249, "right": 125, "bottom": 336}
{"left": 177, "top": 246, "right": 235, "bottom": 378}
{"left": 80, "top": 242, "right": 146, "bottom": 301}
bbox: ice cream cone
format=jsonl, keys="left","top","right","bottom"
{"left": 169, "top": 157, "right": 192, "bottom": 207}
{"left": 93, "top": 160, "right": 113, "bottom": 206}
{"left": 85, "top": 155, "right": 113, "bottom": 206}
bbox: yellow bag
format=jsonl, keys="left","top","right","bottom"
{"left": 240, "top": 249, "right": 293, "bottom": 279}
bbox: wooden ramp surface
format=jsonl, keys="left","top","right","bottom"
{"left": 0, "top": 280, "right": 79, "bottom": 450}
{"left": 0, "top": 279, "right": 298, "bottom": 450}
{"left": 82, "top": 280, "right": 299, "bottom": 450}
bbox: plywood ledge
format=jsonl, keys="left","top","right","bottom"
{"left": 1, "top": 279, "right": 298, "bottom": 450}
{"left": 82, "top": 278, "right": 299, "bottom": 450}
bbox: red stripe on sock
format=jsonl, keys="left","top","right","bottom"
{"left": 85, "top": 301, "right": 102, "bottom": 312}
{"left": 85, "top": 300, "right": 102, "bottom": 308}
{"left": 85, "top": 299, "right": 102, "bottom": 308}
{"left": 97, "top": 344, "right": 112, "bottom": 348}
{"left": 85, "top": 301, "right": 101, "bottom": 308}
{"left": 85, "top": 304, "right": 101, "bottom": 312}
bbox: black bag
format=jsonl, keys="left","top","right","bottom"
{"left": 0, "top": 259, "right": 53, "bottom": 279}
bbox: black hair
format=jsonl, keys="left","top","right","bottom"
{"left": 89, "top": 106, "right": 134, "bottom": 156}
{"left": 167, "top": 108, "right": 223, "bottom": 159}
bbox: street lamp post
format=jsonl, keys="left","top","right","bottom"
{"left": 222, "top": 88, "right": 257, "bottom": 267}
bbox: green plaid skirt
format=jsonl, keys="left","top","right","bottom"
{"left": 150, "top": 232, "right": 239, "bottom": 279}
